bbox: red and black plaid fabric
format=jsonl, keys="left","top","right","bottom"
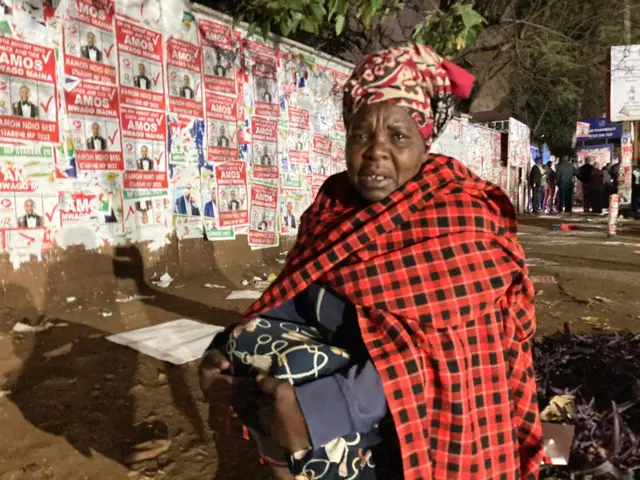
{"left": 244, "top": 154, "right": 544, "bottom": 479}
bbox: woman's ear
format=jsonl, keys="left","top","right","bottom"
{"left": 421, "top": 147, "right": 430, "bottom": 164}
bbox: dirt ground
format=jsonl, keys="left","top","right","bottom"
{"left": 0, "top": 214, "right": 639, "bottom": 480}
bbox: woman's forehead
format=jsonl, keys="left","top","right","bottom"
{"left": 351, "top": 102, "right": 416, "bottom": 125}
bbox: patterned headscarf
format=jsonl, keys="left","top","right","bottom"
{"left": 343, "top": 44, "right": 475, "bottom": 147}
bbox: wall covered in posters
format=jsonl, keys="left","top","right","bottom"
{"left": 431, "top": 118, "right": 506, "bottom": 192}
{"left": 0, "top": 2, "right": 529, "bottom": 269}
{"left": 0, "top": 1, "right": 353, "bottom": 267}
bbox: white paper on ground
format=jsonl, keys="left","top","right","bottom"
{"left": 541, "top": 422, "right": 574, "bottom": 465}
{"left": 106, "top": 319, "right": 224, "bottom": 365}
{"left": 226, "top": 290, "right": 263, "bottom": 300}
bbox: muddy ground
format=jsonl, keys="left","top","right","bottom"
{"left": 0, "top": 214, "right": 639, "bottom": 480}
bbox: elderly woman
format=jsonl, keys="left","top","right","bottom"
{"left": 201, "top": 44, "right": 543, "bottom": 479}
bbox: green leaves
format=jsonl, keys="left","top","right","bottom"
{"left": 239, "top": 0, "right": 408, "bottom": 40}
{"left": 335, "top": 14, "right": 346, "bottom": 35}
{"left": 412, "top": 3, "right": 485, "bottom": 59}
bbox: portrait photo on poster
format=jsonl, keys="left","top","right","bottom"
{"left": 116, "top": 19, "right": 166, "bottom": 111}
{"left": 62, "top": 0, "right": 118, "bottom": 84}
{"left": 0, "top": 37, "right": 59, "bottom": 143}
{"left": 199, "top": 17, "right": 236, "bottom": 95}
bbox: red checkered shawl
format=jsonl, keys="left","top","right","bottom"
{"left": 245, "top": 154, "right": 544, "bottom": 479}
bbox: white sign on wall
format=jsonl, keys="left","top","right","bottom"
{"left": 610, "top": 45, "right": 640, "bottom": 122}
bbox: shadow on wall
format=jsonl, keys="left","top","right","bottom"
{"left": 3, "top": 244, "right": 271, "bottom": 478}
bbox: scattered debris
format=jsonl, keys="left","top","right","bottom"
{"left": 241, "top": 280, "right": 249, "bottom": 286}
{"left": 12, "top": 321, "right": 68, "bottom": 333}
{"left": 535, "top": 327, "right": 640, "bottom": 476}
{"left": 43, "top": 342, "right": 74, "bottom": 359}
{"left": 152, "top": 273, "right": 174, "bottom": 288}
{"left": 552, "top": 224, "right": 582, "bottom": 232}
{"left": 253, "top": 280, "right": 271, "bottom": 290}
{"left": 580, "top": 316, "right": 611, "bottom": 330}
{"left": 276, "top": 257, "right": 287, "bottom": 264}
{"left": 66, "top": 296, "right": 76, "bottom": 303}
{"left": 116, "top": 295, "right": 156, "bottom": 303}
{"left": 125, "top": 439, "right": 172, "bottom": 464}
{"left": 203, "top": 284, "right": 226, "bottom": 289}
{"left": 527, "top": 258, "right": 560, "bottom": 267}
{"left": 531, "top": 276, "right": 557, "bottom": 284}
{"left": 540, "top": 395, "right": 576, "bottom": 422}
{"left": 107, "top": 319, "right": 224, "bottom": 365}
{"left": 100, "top": 310, "right": 113, "bottom": 317}
{"left": 267, "top": 273, "right": 278, "bottom": 282}
{"left": 157, "top": 372, "right": 167, "bottom": 384}
{"left": 593, "top": 296, "right": 612, "bottom": 304}
{"left": 226, "top": 290, "right": 263, "bottom": 300}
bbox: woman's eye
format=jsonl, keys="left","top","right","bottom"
{"left": 351, "top": 132, "right": 369, "bottom": 140}
{"left": 393, "top": 132, "right": 406, "bottom": 140}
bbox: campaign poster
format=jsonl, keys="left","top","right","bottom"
{"left": 312, "top": 133, "right": 331, "bottom": 182}
{"left": 249, "top": 182, "right": 278, "bottom": 247}
{"left": 116, "top": 18, "right": 165, "bottom": 111}
{"left": 171, "top": 164, "right": 203, "bottom": 239}
{"left": 63, "top": 0, "right": 117, "bottom": 84}
{"left": 65, "top": 81, "right": 123, "bottom": 171}
{"left": 288, "top": 106, "right": 310, "bottom": 164}
{"left": 280, "top": 189, "right": 305, "bottom": 235}
{"left": 0, "top": 144, "right": 58, "bottom": 230}
{"left": 216, "top": 161, "right": 248, "bottom": 227}
{"left": 58, "top": 174, "right": 123, "bottom": 226}
{"left": 281, "top": 160, "right": 304, "bottom": 190}
{"left": 245, "top": 40, "right": 279, "bottom": 118}
{"left": 114, "top": 0, "right": 161, "bottom": 28}
{"left": 251, "top": 115, "right": 277, "bottom": 167}
{"left": 205, "top": 91, "right": 237, "bottom": 163}
{"left": 200, "top": 167, "right": 234, "bottom": 240}
{"left": 166, "top": 37, "right": 203, "bottom": 118}
{"left": 123, "top": 188, "right": 170, "bottom": 231}
{"left": 198, "top": 18, "right": 235, "bottom": 95}
{"left": 167, "top": 115, "right": 205, "bottom": 166}
{"left": 0, "top": 36, "right": 59, "bottom": 143}
{"left": 121, "top": 107, "right": 167, "bottom": 190}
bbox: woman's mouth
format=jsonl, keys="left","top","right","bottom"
{"left": 359, "top": 174, "right": 393, "bottom": 189}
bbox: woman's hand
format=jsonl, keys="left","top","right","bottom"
{"left": 256, "top": 375, "right": 311, "bottom": 453}
{"left": 199, "top": 348, "right": 231, "bottom": 400}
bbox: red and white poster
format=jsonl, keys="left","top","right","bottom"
{"left": 121, "top": 107, "right": 168, "bottom": 189}
{"left": 198, "top": 18, "right": 235, "bottom": 94}
{"left": 63, "top": 0, "right": 117, "bottom": 84}
{"left": 252, "top": 115, "right": 277, "bottom": 165}
{"left": 205, "top": 91, "right": 237, "bottom": 163}
{"left": 166, "top": 38, "right": 203, "bottom": 118}
{"left": 216, "top": 161, "right": 248, "bottom": 227}
{"left": 116, "top": 18, "right": 165, "bottom": 111}
{"left": 249, "top": 182, "right": 277, "bottom": 247}
{"left": 246, "top": 40, "right": 279, "bottom": 118}
{"left": 289, "top": 106, "right": 310, "bottom": 164}
{"left": 312, "top": 133, "right": 331, "bottom": 178}
{"left": 65, "top": 81, "right": 123, "bottom": 171}
{"left": 0, "top": 37, "right": 59, "bottom": 143}
{"left": 59, "top": 191, "right": 100, "bottom": 225}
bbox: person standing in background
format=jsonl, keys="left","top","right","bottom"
{"left": 602, "top": 164, "right": 613, "bottom": 209}
{"left": 556, "top": 156, "right": 574, "bottom": 214}
{"left": 589, "top": 162, "right": 605, "bottom": 214}
{"left": 632, "top": 164, "right": 640, "bottom": 218}
{"left": 529, "top": 158, "right": 543, "bottom": 213}
{"left": 577, "top": 157, "right": 594, "bottom": 212}
{"left": 543, "top": 162, "right": 557, "bottom": 213}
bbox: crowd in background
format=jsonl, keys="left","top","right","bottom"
{"left": 527, "top": 156, "right": 640, "bottom": 216}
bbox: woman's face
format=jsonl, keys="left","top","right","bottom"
{"left": 346, "top": 102, "right": 428, "bottom": 202}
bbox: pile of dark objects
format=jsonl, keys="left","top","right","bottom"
{"left": 535, "top": 324, "right": 640, "bottom": 479}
